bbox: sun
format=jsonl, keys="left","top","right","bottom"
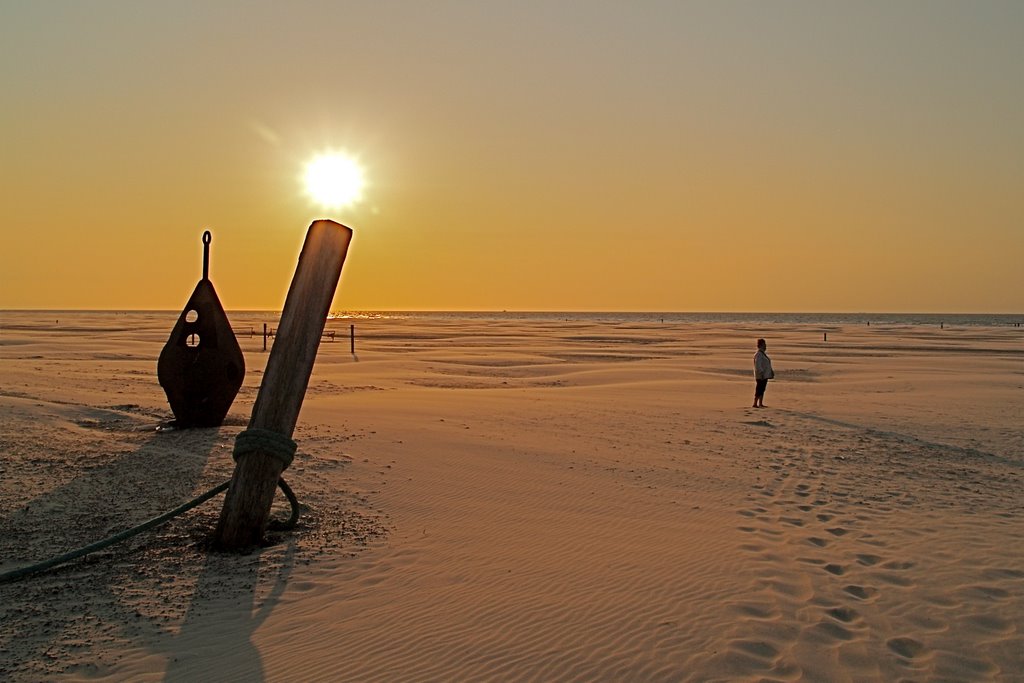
{"left": 303, "top": 152, "right": 365, "bottom": 208}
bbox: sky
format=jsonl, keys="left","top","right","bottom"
{"left": 2, "top": 1, "right": 1022, "bottom": 313}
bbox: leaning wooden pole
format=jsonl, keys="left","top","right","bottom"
{"left": 213, "top": 220, "right": 353, "bottom": 550}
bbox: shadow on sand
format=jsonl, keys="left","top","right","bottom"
{"left": 162, "top": 538, "right": 296, "bottom": 682}
{"left": 0, "top": 422, "right": 297, "bottom": 681}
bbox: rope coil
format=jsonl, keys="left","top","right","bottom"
{"left": 233, "top": 428, "right": 297, "bottom": 470}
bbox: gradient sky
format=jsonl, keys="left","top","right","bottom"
{"left": 2, "top": 1, "right": 1022, "bottom": 312}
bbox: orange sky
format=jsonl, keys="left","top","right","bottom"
{"left": 2, "top": 2, "right": 1022, "bottom": 313}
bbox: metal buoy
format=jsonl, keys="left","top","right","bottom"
{"left": 157, "top": 230, "right": 245, "bottom": 428}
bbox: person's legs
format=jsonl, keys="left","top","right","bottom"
{"left": 754, "top": 379, "right": 767, "bottom": 407}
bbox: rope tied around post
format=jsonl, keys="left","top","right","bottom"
{"left": 233, "top": 428, "right": 297, "bottom": 470}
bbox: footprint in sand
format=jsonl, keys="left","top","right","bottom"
{"left": 923, "top": 592, "right": 961, "bottom": 608}
{"left": 964, "top": 585, "right": 1011, "bottom": 601}
{"left": 823, "top": 563, "right": 845, "bottom": 576}
{"left": 729, "top": 603, "right": 782, "bottom": 621}
{"left": 938, "top": 654, "right": 1000, "bottom": 678}
{"left": 886, "top": 636, "right": 927, "bottom": 660}
{"left": 811, "top": 620, "right": 856, "bottom": 642}
{"left": 807, "top": 536, "right": 830, "bottom": 548}
{"left": 981, "top": 567, "right": 1024, "bottom": 580}
{"left": 722, "top": 638, "right": 794, "bottom": 674}
{"left": 763, "top": 577, "right": 813, "bottom": 600}
{"left": 730, "top": 639, "right": 781, "bottom": 660}
{"left": 843, "top": 584, "right": 879, "bottom": 601}
{"left": 961, "top": 614, "right": 1015, "bottom": 635}
{"left": 907, "top": 613, "right": 947, "bottom": 633}
{"left": 881, "top": 560, "right": 915, "bottom": 570}
{"left": 855, "top": 553, "right": 882, "bottom": 566}
{"left": 826, "top": 606, "right": 861, "bottom": 624}
{"left": 875, "top": 572, "right": 914, "bottom": 587}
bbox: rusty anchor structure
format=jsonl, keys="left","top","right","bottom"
{"left": 158, "top": 230, "right": 245, "bottom": 428}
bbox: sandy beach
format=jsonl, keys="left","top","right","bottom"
{"left": 1, "top": 311, "right": 1022, "bottom": 681}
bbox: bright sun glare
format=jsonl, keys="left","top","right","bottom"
{"left": 303, "top": 152, "right": 365, "bottom": 209}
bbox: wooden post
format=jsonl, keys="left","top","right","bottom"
{"left": 263, "top": 323, "right": 268, "bottom": 351}
{"left": 350, "top": 324, "right": 355, "bottom": 354}
{"left": 213, "top": 220, "right": 353, "bottom": 550}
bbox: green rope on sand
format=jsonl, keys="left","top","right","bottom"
{"left": 0, "top": 477, "right": 300, "bottom": 584}
{"left": 233, "top": 428, "right": 297, "bottom": 470}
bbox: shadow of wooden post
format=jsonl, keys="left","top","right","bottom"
{"left": 213, "top": 220, "right": 353, "bottom": 550}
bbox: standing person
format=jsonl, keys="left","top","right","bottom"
{"left": 753, "top": 338, "right": 774, "bottom": 408}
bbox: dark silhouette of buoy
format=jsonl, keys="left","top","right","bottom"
{"left": 158, "top": 230, "right": 245, "bottom": 428}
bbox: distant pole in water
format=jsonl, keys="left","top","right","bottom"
{"left": 350, "top": 324, "right": 355, "bottom": 354}
{"left": 824, "top": 332, "right": 827, "bottom": 342}
{"left": 263, "top": 323, "right": 268, "bottom": 352}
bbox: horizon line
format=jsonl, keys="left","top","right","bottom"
{"left": 2, "top": 308, "right": 1022, "bottom": 317}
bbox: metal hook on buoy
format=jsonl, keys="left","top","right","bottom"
{"left": 202, "top": 230, "right": 212, "bottom": 281}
